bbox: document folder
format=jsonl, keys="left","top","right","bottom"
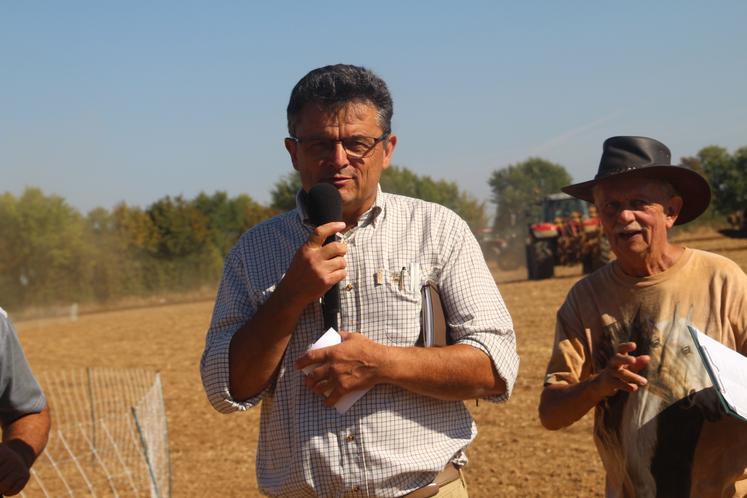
{"left": 687, "top": 325, "right": 747, "bottom": 423}
{"left": 418, "top": 281, "right": 450, "bottom": 347}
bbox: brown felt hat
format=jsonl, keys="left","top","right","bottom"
{"left": 562, "top": 136, "right": 711, "bottom": 225}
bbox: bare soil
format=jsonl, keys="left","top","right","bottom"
{"left": 16, "top": 228, "right": 747, "bottom": 497}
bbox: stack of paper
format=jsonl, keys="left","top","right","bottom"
{"left": 302, "top": 328, "right": 371, "bottom": 415}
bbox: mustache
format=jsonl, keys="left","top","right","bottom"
{"left": 614, "top": 222, "right": 644, "bottom": 235}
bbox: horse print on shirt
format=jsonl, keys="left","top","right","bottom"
{"left": 592, "top": 307, "right": 723, "bottom": 497}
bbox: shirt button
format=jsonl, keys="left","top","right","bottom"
{"left": 352, "top": 485, "right": 360, "bottom": 492}
{"left": 344, "top": 283, "right": 354, "bottom": 291}
{"left": 345, "top": 433, "right": 355, "bottom": 442}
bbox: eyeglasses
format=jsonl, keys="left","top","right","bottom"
{"left": 287, "top": 131, "right": 390, "bottom": 159}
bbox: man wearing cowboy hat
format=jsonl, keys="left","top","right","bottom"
{"left": 538, "top": 136, "right": 747, "bottom": 497}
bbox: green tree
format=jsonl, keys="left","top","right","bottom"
{"left": 0, "top": 188, "right": 91, "bottom": 308}
{"left": 488, "top": 157, "right": 572, "bottom": 233}
{"left": 678, "top": 153, "right": 716, "bottom": 223}
{"left": 696, "top": 145, "right": 747, "bottom": 217}
{"left": 147, "top": 196, "right": 209, "bottom": 258}
{"left": 84, "top": 204, "right": 159, "bottom": 301}
{"left": 111, "top": 203, "right": 154, "bottom": 250}
{"left": 270, "top": 172, "right": 302, "bottom": 212}
{"left": 0, "top": 187, "right": 281, "bottom": 310}
{"left": 192, "top": 191, "right": 275, "bottom": 256}
{"left": 381, "top": 166, "right": 487, "bottom": 231}
{"left": 144, "top": 195, "right": 223, "bottom": 291}
{"left": 85, "top": 207, "right": 119, "bottom": 301}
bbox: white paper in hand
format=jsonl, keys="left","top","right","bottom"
{"left": 302, "top": 328, "right": 371, "bottom": 414}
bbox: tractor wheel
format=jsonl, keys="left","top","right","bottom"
{"left": 526, "top": 240, "right": 555, "bottom": 280}
{"left": 583, "top": 234, "right": 612, "bottom": 274}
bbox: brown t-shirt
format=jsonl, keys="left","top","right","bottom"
{"left": 545, "top": 248, "right": 747, "bottom": 498}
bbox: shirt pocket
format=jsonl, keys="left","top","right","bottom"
{"left": 382, "top": 264, "right": 425, "bottom": 346}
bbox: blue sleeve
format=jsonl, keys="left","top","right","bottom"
{"left": 0, "top": 313, "right": 47, "bottom": 425}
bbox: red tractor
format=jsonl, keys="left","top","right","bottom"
{"left": 526, "top": 193, "right": 609, "bottom": 280}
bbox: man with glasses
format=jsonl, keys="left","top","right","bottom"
{"left": 538, "top": 136, "right": 747, "bottom": 497}
{"left": 201, "top": 64, "right": 519, "bottom": 497}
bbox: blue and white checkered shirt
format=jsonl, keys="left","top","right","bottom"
{"left": 201, "top": 187, "right": 519, "bottom": 497}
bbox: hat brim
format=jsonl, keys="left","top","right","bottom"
{"left": 562, "top": 165, "right": 711, "bottom": 225}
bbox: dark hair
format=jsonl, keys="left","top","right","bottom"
{"left": 287, "top": 64, "right": 393, "bottom": 136}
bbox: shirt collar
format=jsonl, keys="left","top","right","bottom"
{"left": 359, "top": 184, "right": 385, "bottom": 229}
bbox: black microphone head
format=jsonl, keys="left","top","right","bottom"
{"left": 306, "top": 183, "right": 342, "bottom": 226}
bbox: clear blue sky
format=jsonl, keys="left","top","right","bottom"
{"left": 3, "top": 1, "right": 746, "bottom": 214}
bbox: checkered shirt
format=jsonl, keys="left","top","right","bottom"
{"left": 201, "top": 187, "right": 519, "bottom": 498}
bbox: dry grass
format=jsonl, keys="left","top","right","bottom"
{"left": 15, "top": 228, "right": 747, "bottom": 497}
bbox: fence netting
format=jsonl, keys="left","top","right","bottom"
{"left": 24, "top": 368, "right": 171, "bottom": 497}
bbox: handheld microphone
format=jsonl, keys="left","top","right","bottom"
{"left": 305, "top": 183, "right": 343, "bottom": 331}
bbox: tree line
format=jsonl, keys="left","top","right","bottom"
{"left": 0, "top": 188, "right": 276, "bottom": 311}
{"left": 1, "top": 166, "right": 486, "bottom": 312}
{"left": 685, "top": 145, "right": 747, "bottom": 225}
{"left": 4, "top": 145, "right": 743, "bottom": 312}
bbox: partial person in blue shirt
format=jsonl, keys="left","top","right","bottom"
{"left": 0, "top": 307, "right": 50, "bottom": 496}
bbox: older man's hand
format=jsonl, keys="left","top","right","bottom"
{"left": 596, "top": 341, "right": 651, "bottom": 398}
{"left": 0, "top": 442, "right": 31, "bottom": 496}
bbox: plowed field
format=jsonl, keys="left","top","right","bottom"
{"left": 16, "top": 229, "right": 747, "bottom": 497}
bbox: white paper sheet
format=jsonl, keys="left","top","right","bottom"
{"left": 302, "top": 328, "right": 371, "bottom": 415}
{"left": 690, "top": 326, "right": 747, "bottom": 421}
